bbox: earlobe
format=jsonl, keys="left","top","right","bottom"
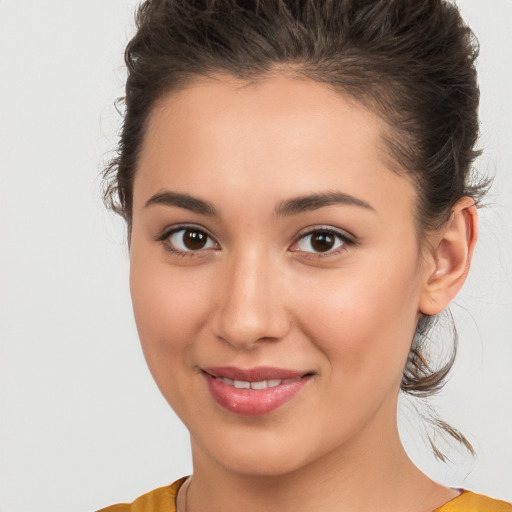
{"left": 419, "top": 197, "right": 478, "bottom": 316}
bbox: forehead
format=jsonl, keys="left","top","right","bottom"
{"left": 143, "top": 74, "right": 386, "bottom": 163}
{"left": 134, "top": 74, "right": 415, "bottom": 221}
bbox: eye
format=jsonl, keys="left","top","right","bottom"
{"left": 164, "top": 227, "right": 218, "bottom": 253}
{"left": 291, "top": 228, "right": 351, "bottom": 255}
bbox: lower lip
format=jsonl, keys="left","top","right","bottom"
{"left": 204, "top": 373, "right": 310, "bottom": 416}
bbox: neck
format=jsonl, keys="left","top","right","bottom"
{"left": 184, "top": 406, "right": 456, "bottom": 512}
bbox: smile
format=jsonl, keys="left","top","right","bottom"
{"left": 216, "top": 377, "right": 299, "bottom": 389}
{"left": 202, "top": 367, "right": 312, "bottom": 416}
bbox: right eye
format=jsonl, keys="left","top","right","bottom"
{"left": 164, "top": 227, "right": 219, "bottom": 254}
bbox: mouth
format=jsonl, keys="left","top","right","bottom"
{"left": 201, "top": 366, "right": 313, "bottom": 416}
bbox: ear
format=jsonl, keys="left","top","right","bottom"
{"left": 419, "top": 197, "right": 478, "bottom": 316}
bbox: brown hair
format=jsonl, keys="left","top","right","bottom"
{"left": 103, "top": 0, "right": 489, "bottom": 458}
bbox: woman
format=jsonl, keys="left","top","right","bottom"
{"left": 99, "top": 0, "right": 511, "bottom": 510}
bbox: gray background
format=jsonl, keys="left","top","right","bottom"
{"left": 1, "top": 0, "right": 511, "bottom": 510}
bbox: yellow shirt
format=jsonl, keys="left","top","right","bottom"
{"left": 97, "top": 477, "right": 512, "bottom": 512}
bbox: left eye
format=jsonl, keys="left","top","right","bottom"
{"left": 167, "top": 228, "right": 217, "bottom": 252}
{"left": 294, "top": 230, "right": 347, "bottom": 253}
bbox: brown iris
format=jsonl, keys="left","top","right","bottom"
{"left": 310, "top": 231, "right": 336, "bottom": 252}
{"left": 182, "top": 229, "right": 208, "bottom": 250}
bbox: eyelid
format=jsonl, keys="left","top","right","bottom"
{"left": 294, "top": 225, "right": 355, "bottom": 244}
{"left": 155, "top": 222, "right": 216, "bottom": 239}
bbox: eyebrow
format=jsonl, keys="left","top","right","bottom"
{"left": 275, "top": 191, "right": 375, "bottom": 217}
{"left": 144, "top": 189, "right": 374, "bottom": 217}
{"left": 144, "top": 190, "right": 217, "bottom": 216}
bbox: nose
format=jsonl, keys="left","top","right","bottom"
{"left": 212, "top": 252, "right": 291, "bottom": 350}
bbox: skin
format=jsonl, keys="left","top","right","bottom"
{"left": 129, "top": 75, "right": 477, "bottom": 512}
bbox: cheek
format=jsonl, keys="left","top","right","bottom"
{"left": 128, "top": 253, "right": 220, "bottom": 420}
{"left": 294, "top": 253, "right": 421, "bottom": 383}
{"left": 129, "top": 254, "right": 213, "bottom": 361}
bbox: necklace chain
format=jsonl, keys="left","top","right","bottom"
{"left": 179, "top": 476, "right": 191, "bottom": 512}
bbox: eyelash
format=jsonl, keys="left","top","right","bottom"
{"left": 156, "top": 225, "right": 355, "bottom": 258}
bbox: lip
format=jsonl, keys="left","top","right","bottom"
{"left": 203, "top": 366, "right": 306, "bottom": 381}
{"left": 202, "top": 366, "right": 312, "bottom": 416}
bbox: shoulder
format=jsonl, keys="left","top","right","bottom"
{"left": 96, "top": 477, "right": 187, "bottom": 512}
{"left": 435, "top": 490, "right": 512, "bottom": 512}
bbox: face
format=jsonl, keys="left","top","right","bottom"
{"left": 130, "top": 75, "right": 431, "bottom": 477}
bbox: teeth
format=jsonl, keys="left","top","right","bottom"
{"left": 220, "top": 378, "right": 284, "bottom": 389}
{"left": 250, "top": 380, "right": 268, "bottom": 390}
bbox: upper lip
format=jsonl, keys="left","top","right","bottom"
{"left": 202, "top": 366, "right": 309, "bottom": 382}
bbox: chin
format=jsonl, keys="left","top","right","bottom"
{"left": 191, "top": 420, "right": 332, "bottom": 478}
{"left": 213, "top": 446, "right": 310, "bottom": 478}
